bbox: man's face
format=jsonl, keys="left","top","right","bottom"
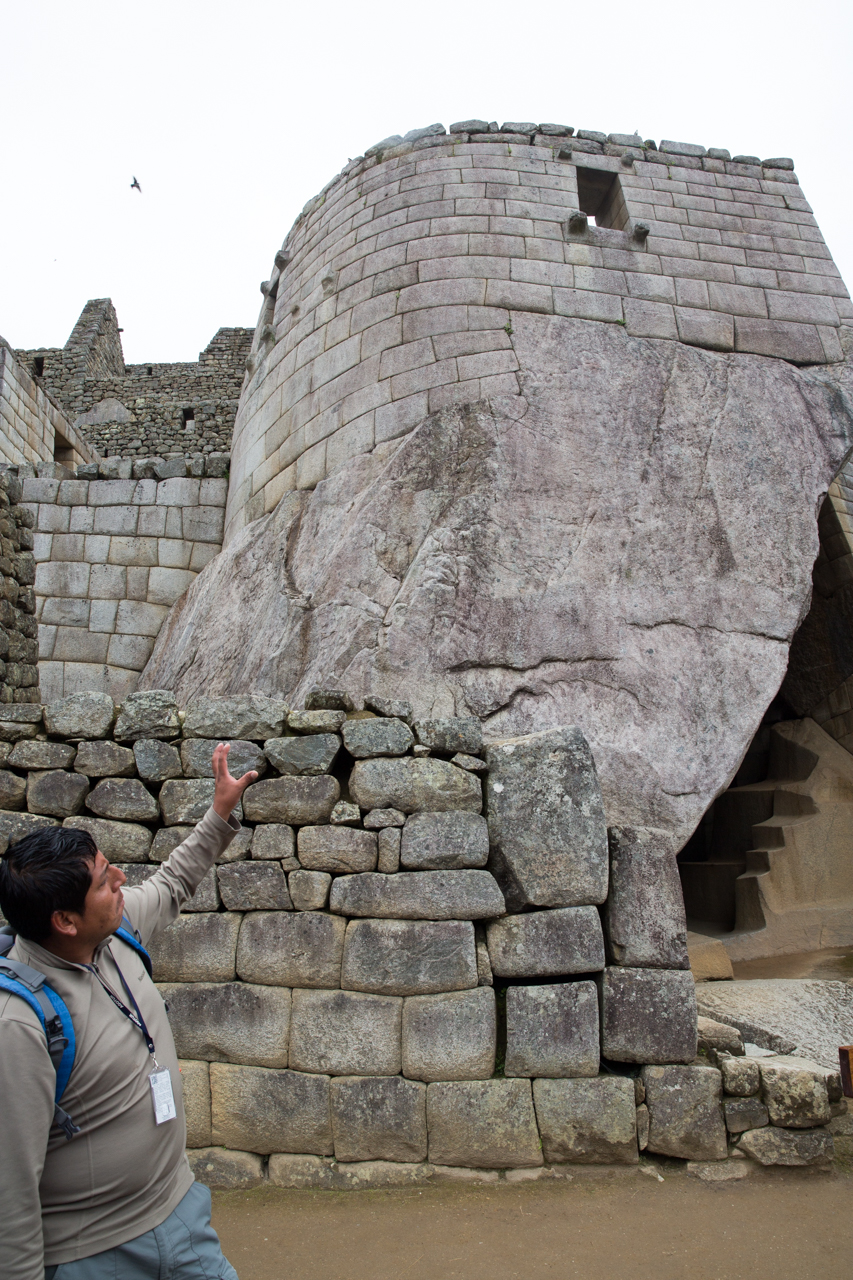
{"left": 74, "top": 851, "right": 127, "bottom": 949}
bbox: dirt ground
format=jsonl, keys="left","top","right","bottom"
{"left": 213, "top": 1164, "right": 853, "bottom": 1280}
{"left": 731, "top": 945, "right": 853, "bottom": 981}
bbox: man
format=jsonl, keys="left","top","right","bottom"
{"left": 0, "top": 742, "right": 256, "bottom": 1280}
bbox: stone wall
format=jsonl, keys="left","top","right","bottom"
{"left": 0, "top": 472, "right": 39, "bottom": 704}
{"left": 0, "top": 340, "right": 96, "bottom": 471}
{"left": 16, "top": 299, "right": 252, "bottom": 461}
{"left": 0, "top": 688, "right": 841, "bottom": 1179}
{"left": 23, "top": 469, "right": 227, "bottom": 702}
{"left": 224, "top": 122, "right": 851, "bottom": 544}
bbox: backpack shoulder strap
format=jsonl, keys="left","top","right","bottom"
{"left": 0, "top": 954, "right": 80, "bottom": 1140}
{"left": 114, "top": 917, "right": 153, "bottom": 978}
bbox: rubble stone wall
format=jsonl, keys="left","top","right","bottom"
{"left": 225, "top": 123, "right": 851, "bottom": 543}
{"left": 0, "top": 341, "right": 96, "bottom": 471}
{"left": 0, "top": 689, "right": 840, "bottom": 1180}
{"left": 16, "top": 300, "right": 252, "bottom": 461}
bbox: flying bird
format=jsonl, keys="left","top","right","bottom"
{"left": 130, "top": 176, "right": 142, "bottom": 192}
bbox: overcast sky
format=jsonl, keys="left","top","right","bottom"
{"left": 3, "top": 0, "right": 851, "bottom": 364}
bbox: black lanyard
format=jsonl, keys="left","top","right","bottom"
{"left": 86, "top": 954, "right": 157, "bottom": 1060}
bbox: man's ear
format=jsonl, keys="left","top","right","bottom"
{"left": 50, "top": 910, "right": 80, "bottom": 939}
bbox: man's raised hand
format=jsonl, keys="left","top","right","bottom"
{"left": 211, "top": 742, "right": 258, "bottom": 820}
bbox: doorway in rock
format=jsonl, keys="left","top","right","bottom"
{"left": 677, "top": 696, "right": 798, "bottom": 936}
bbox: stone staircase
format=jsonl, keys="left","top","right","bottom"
{"left": 679, "top": 718, "right": 853, "bottom": 962}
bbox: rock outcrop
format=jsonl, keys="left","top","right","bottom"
{"left": 141, "top": 316, "right": 853, "bottom": 853}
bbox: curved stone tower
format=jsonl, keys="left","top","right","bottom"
{"left": 143, "top": 122, "right": 853, "bottom": 859}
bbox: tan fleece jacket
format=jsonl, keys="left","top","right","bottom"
{"left": 0, "top": 805, "right": 238, "bottom": 1280}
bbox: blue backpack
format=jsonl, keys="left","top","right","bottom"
{"left": 0, "top": 918, "right": 152, "bottom": 1140}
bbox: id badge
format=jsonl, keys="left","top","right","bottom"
{"left": 149, "top": 1068, "right": 177, "bottom": 1124}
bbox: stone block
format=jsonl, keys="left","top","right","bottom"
{"left": 242, "top": 775, "right": 339, "bottom": 824}
{"left": 485, "top": 728, "right": 608, "bottom": 910}
{"left": 64, "top": 815, "right": 153, "bottom": 862}
{"left": 268, "top": 1155, "right": 429, "bottom": 1190}
{"left": 533, "top": 1077, "right": 638, "bottom": 1164}
{"left": 675, "top": 307, "right": 734, "bottom": 351}
{"left": 349, "top": 758, "right": 482, "bottom": 814}
{"left": 341, "top": 718, "right": 414, "bottom": 758}
{"left": 297, "top": 825, "right": 377, "bottom": 872}
{"left": 738, "top": 1126, "right": 833, "bottom": 1166}
{"left": 364, "top": 696, "right": 413, "bottom": 723}
{"left": 0, "top": 770, "right": 27, "bottom": 810}
{"left": 183, "top": 695, "right": 288, "bottom": 739}
{"left": 28, "top": 770, "right": 89, "bottom": 818}
{"left": 133, "top": 738, "right": 183, "bottom": 781}
{"left": 305, "top": 689, "right": 355, "bottom": 713}
{"left": 329, "top": 870, "right": 505, "bottom": 919}
{"left": 288, "top": 709, "right": 346, "bottom": 734}
{"left": 86, "top": 777, "right": 158, "bottom": 822}
{"left": 734, "top": 317, "right": 824, "bottom": 363}
{"left": 113, "top": 690, "right": 181, "bottom": 741}
{"left": 148, "top": 912, "right": 241, "bottom": 982}
{"left": 413, "top": 717, "right": 482, "bottom": 754}
{"left": 720, "top": 1055, "right": 761, "bottom": 1096}
{"left": 400, "top": 811, "right": 489, "bottom": 869}
{"left": 331, "top": 1075, "right": 427, "bottom": 1162}
{"left": 426, "top": 1079, "right": 542, "bottom": 1168}
{"left": 0, "top": 812, "right": 58, "bottom": 845}
{"left": 600, "top": 968, "right": 698, "bottom": 1064}
{"left": 377, "top": 827, "right": 401, "bottom": 872}
{"left": 602, "top": 827, "right": 689, "bottom": 968}
{"left": 150, "top": 825, "right": 193, "bottom": 862}
{"left": 724, "top": 1097, "right": 769, "bottom": 1133}
{"left": 289, "top": 989, "right": 402, "bottom": 1075}
{"left": 505, "top": 982, "right": 599, "bottom": 1078}
{"left": 251, "top": 823, "right": 296, "bottom": 861}
{"left": 642, "top": 1065, "right": 727, "bottom": 1160}
{"left": 218, "top": 862, "right": 292, "bottom": 911}
{"left": 264, "top": 734, "right": 340, "bottom": 776}
{"left": 181, "top": 738, "right": 265, "bottom": 780}
{"left": 9, "top": 741, "right": 76, "bottom": 771}
{"left": 0, "top": 722, "right": 39, "bottom": 745}
{"left": 289, "top": 869, "right": 331, "bottom": 910}
{"left": 183, "top": 867, "right": 220, "bottom": 911}
{"left": 72, "top": 740, "right": 134, "bottom": 777}
{"left": 178, "top": 1059, "right": 211, "bottom": 1147}
{"left": 486, "top": 907, "right": 605, "bottom": 979}
{"left": 341, "top": 918, "right": 477, "bottom": 996}
{"left": 43, "top": 691, "right": 115, "bottom": 739}
{"left": 159, "top": 779, "right": 234, "bottom": 826}
{"left": 236, "top": 910, "right": 346, "bottom": 988}
{"left": 759, "top": 1058, "right": 831, "bottom": 1128}
{"left": 211, "top": 1063, "right": 333, "bottom": 1155}
{"left": 364, "top": 808, "right": 406, "bottom": 828}
{"left": 330, "top": 801, "right": 360, "bottom": 825}
{"left": 697, "top": 1016, "right": 744, "bottom": 1056}
{"left": 187, "top": 1148, "right": 265, "bottom": 1190}
{"left": 402, "top": 986, "right": 496, "bottom": 1082}
{"left": 158, "top": 981, "right": 291, "bottom": 1067}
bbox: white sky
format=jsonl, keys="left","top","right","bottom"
{"left": 3, "top": 0, "right": 851, "bottom": 364}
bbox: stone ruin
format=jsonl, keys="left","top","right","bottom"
{"left": 0, "top": 687, "right": 846, "bottom": 1182}
{"left": 1, "top": 119, "right": 853, "bottom": 1180}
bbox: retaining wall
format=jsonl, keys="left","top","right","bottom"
{"left": 0, "top": 689, "right": 841, "bottom": 1179}
{"left": 225, "top": 122, "right": 851, "bottom": 543}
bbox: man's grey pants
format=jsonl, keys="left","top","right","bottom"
{"left": 45, "top": 1182, "right": 238, "bottom": 1279}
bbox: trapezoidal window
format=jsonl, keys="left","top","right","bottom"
{"left": 182, "top": 408, "right": 195, "bottom": 430}
{"left": 576, "top": 167, "right": 629, "bottom": 230}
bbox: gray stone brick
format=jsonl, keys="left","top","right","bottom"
{"left": 211, "top": 1063, "right": 333, "bottom": 1155}
{"left": 331, "top": 1075, "right": 427, "bottom": 1162}
{"left": 330, "top": 869, "right": 504, "bottom": 920}
{"left": 599, "top": 967, "right": 697, "bottom": 1063}
{"left": 218, "top": 862, "right": 291, "bottom": 911}
{"left": 297, "top": 825, "right": 377, "bottom": 872}
{"left": 400, "top": 811, "right": 489, "bottom": 869}
{"left": 642, "top": 1065, "right": 727, "bottom": 1160}
{"left": 623, "top": 298, "right": 677, "bottom": 339}
{"left": 533, "top": 1077, "right": 638, "bottom": 1163}
{"left": 87, "top": 777, "right": 158, "bottom": 822}
{"left": 675, "top": 307, "right": 734, "bottom": 351}
{"left": 427, "top": 1079, "right": 542, "bottom": 1168}
{"left": 377, "top": 827, "right": 401, "bottom": 872}
{"left": 28, "top": 770, "right": 90, "bottom": 818}
{"left": 159, "top": 981, "right": 291, "bottom": 1068}
{"left": 341, "top": 717, "right": 414, "bottom": 758}
{"left": 251, "top": 823, "right": 296, "bottom": 862}
{"left": 734, "top": 317, "right": 824, "bottom": 363}
{"left": 236, "top": 910, "right": 345, "bottom": 988}
{"left": 486, "top": 907, "right": 604, "bottom": 979}
{"left": 602, "top": 826, "right": 689, "bottom": 968}
{"left": 63, "top": 815, "right": 152, "bottom": 862}
{"left": 242, "top": 775, "right": 340, "bottom": 824}
{"left": 180, "top": 738, "right": 265, "bottom": 780}
{"left": 72, "top": 740, "right": 135, "bottom": 777}
{"left": 263, "top": 734, "right": 340, "bottom": 776}
{"left": 341, "top": 918, "right": 477, "bottom": 996}
{"left": 288, "top": 989, "right": 402, "bottom": 1075}
{"left": 133, "top": 738, "right": 183, "bottom": 781}
{"left": 402, "top": 987, "right": 496, "bottom": 1082}
{"left": 505, "top": 981, "right": 599, "bottom": 1078}
{"left": 288, "top": 869, "right": 331, "bottom": 910}
{"left": 148, "top": 912, "right": 240, "bottom": 982}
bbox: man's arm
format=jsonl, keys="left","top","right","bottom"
{"left": 0, "top": 1005, "right": 55, "bottom": 1280}
{"left": 120, "top": 744, "right": 257, "bottom": 946}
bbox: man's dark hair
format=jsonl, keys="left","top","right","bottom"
{"left": 0, "top": 826, "right": 98, "bottom": 942}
